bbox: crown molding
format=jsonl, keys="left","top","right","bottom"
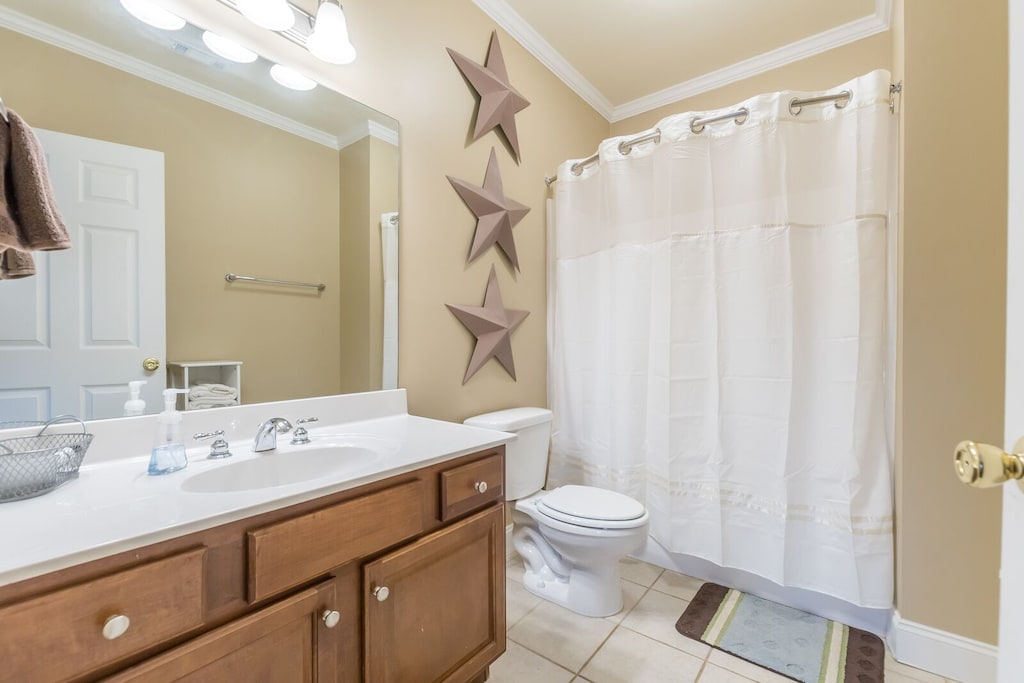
{"left": 473, "top": 0, "right": 890, "bottom": 124}
{"left": 611, "top": 8, "right": 890, "bottom": 122}
{"left": 367, "top": 120, "right": 400, "bottom": 146}
{"left": 0, "top": 5, "right": 342, "bottom": 149}
{"left": 470, "top": 0, "right": 615, "bottom": 120}
{"left": 337, "top": 120, "right": 400, "bottom": 150}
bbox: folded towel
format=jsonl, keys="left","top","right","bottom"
{"left": 0, "top": 247, "right": 34, "bottom": 279}
{"left": 0, "top": 110, "right": 70, "bottom": 253}
{"left": 188, "top": 384, "right": 238, "bottom": 401}
{"left": 188, "top": 394, "right": 237, "bottom": 404}
{"left": 188, "top": 398, "right": 239, "bottom": 410}
{"left": 193, "top": 383, "right": 236, "bottom": 395}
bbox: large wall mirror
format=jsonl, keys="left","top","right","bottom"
{"left": 0, "top": 0, "right": 399, "bottom": 422}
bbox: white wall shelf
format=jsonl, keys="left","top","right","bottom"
{"left": 167, "top": 361, "right": 243, "bottom": 411}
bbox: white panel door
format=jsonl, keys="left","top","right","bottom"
{"left": 1003, "top": 1, "right": 1024, "bottom": 680}
{"left": 0, "top": 130, "right": 165, "bottom": 421}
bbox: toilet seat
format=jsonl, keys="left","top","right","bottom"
{"left": 537, "top": 485, "right": 647, "bottom": 530}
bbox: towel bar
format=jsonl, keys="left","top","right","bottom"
{"left": 225, "top": 273, "right": 326, "bottom": 292}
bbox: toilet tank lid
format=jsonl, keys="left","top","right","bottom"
{"left": 463, "top": 407, "right": 552, "bottom": 431}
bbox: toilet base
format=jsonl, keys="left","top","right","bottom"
{"left": 518, "top": 562, "right": 624, "bottom": 618}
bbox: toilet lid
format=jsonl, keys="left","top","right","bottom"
{"left": 537, "top": 485, "right": 647, "bottom": 529}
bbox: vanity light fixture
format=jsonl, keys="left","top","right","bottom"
{"left": 237, "top": 0, "right": 294, "bottom": 31}
{"left": 306, "top": 0, "right": 357, "bottom": 65}
{"left": 201, "top": 31, "right": 258, "bottom": 63}
{"left": 270, "top": 63, "right": 317, "bottom": 91}
{"left": 118, "top": 0, "right": 186, "bottom": 31}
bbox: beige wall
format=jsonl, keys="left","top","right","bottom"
{"left": 338, "top": 136, "right": 399, "bottom": 393}
{"left": 0, "top": 28, "right": 344, "bottom": 406}
{"left": 339, "top": 137, "right": 372, "bottom": 392}
{"left": 167, "top": 0, "right": 609, "bottom": 423}
{"left": 896, "top": 0, "right": 1006, "bottom": 644}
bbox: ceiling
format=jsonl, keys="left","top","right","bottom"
{"left": 475, "top": 0, "right": 888, "bottom": 122}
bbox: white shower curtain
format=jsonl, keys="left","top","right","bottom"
{"left": 548, "top": 70, "right": 895, "bottom": 608}
{"left": 381, "top": 212, "right": 399, "bottom": 390}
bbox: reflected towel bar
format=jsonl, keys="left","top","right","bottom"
{"left": 225, "top": 273, "right": 326, "bottom": 292}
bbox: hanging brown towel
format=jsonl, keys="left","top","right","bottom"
{"left": 0, "top": 108, "right": 70, "bottom": 279}
{"left": 7, "top": 110, "right": 70, "bottom": 251}
{"left": 0, "top": 106, "right": 20, "bottom": 252}
{"left": 0, "top": 247, "right": 35, "bottom": 279}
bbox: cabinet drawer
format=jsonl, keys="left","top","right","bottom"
{"left": 107, "top": 580, "right": 339, "bottom": 682}
{"left": 439, "top": 453, "right": 503, "bottom": 521}
{"left": 248, "top": 480, "right": 425, "bottom": 603}
{"left": 0, "top": 547, "right": 205, "bottom": 682}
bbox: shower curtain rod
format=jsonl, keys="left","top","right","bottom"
{"left": 543, "top": 84, "right": 891, "bottom": 186}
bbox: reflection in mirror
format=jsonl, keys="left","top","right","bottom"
{"left": 0, "top": 0, "right": 399, "bottom": 422}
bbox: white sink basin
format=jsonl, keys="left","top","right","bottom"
{"left": 181, "top": 445, "right": 381, "bottom": 493}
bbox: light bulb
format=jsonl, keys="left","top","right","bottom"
{"left": 270, "top": 64, "right": 317, "bottom": 91}
{"left": 119, "top": 0, "right": 186, "bottom": 31}
{"left": 237, "top": 0, "right": 294, "bottom": 31}
{"left": 307, "top": 2, "right": 356, "bottom": 65}
{"left": 202, "top": 31, "right": 258, "bottom": 64}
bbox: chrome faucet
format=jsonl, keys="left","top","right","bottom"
{"left": 253, "top": 417, "right": 293, "bottom": 452}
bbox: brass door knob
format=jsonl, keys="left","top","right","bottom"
{"left": 954, "top": 439, "right": 1024, "bottom": 488}
{"left": 142, "top": 357, "right": 160, "bottom": 372}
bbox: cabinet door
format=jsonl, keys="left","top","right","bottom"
{"left": 107, "top": 580, "right": 341, "bottom": 682}
{"left": 364, "top": 505, "right": 505, "bottom": 683}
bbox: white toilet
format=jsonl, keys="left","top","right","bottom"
{"left": 464, "top": 407, "right": 650, "bottom": 618}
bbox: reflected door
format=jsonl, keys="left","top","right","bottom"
{"left": 0, "top": 130, "right": 165, "bottom": 421}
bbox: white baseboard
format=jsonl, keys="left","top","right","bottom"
{"left": 506, "top": 523, "right": 516, "bottom": 562}
{"left": 887, "top": 610, "right": 997, "bottom": 683}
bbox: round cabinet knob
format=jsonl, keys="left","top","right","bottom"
{"left": 955, "top": 440, "right": 1024, "bottom": 488}
{"left": 102, "top": 614, "right": 131, "bottom": 640}
{"left": 372, "top": 585, "right": 390, "bottom": 602}
{"left": 474, "top": 481, "right": 488, "bottom": 493}
{"left": 142, "top": 357, "right": 160, "bottom": 372}
{"left": 321, "top": 609, "right": 341, "bottom": 628}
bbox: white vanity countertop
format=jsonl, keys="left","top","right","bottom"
{"left": 0, "top": 391, "right": 513, "bottom": 588}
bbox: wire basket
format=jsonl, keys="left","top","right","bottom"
{"left": 0, "top": 415, "right": 93, "bottom": 502}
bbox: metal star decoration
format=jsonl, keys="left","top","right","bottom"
{"left": 446, "top": 265, "right": 529, "bottom": 384}
{"left": 448, "top": 147, "right": 530, "bottom": 270}
{"left": 447, "top": 31, "right": 530, "bottom": 163}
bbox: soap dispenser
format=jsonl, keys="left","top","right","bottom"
{"left": 148, "top": 388, "right": 190, "bottom": 476}
{"left": 123, "top": 380, "right": 147, "bottom": 417}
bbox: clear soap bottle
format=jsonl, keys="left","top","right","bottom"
{"left": 148, "top": 388, "right": 189, "bottom": 476}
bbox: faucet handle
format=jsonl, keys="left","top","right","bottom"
{"left": 291, "top": 417, "right": 317, "bottom": 445}
{"left": 193, "top": 430, "right": 232, "bottom": 459}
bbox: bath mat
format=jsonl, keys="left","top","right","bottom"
{"left": 675, "top": 583, "right": 884, "bottom": 683}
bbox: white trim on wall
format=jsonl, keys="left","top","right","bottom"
{"left": 0, "top": 5, "right": 350, "bottom": 150}
{"left": 472, "top": 0, "right": 892, "bottom": 123}
{"left": 887, "top": 611, "right": 998, "bottom": 683}
{"left": 336, "top": 121, "right": 400, "bottom": 150}
{"left": 468, "top": 0, "right": 615, "bottom": 119}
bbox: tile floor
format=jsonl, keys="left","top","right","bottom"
{"left": 492, "top": 556, "right": 959, "bottom": 683}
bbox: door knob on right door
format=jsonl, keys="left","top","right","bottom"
{"left": 955, "top": 439, "right": 1024, "bottom": 489}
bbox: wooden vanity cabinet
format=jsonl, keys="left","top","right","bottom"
{"left": 0, "top": 446, "right": 506, "bottom": 683}
{"left": 364, "top": 505, "right": 505, "bottom": 683}
{"left": 106, "top": 580, "right": 340, "bottom": 682}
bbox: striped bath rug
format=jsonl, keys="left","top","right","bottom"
{"left": 675, "top": 583, "right": 885, "bottom": 682}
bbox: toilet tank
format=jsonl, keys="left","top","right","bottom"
{"left": 463, "top": 407, "right": 552, "bottom": 501}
